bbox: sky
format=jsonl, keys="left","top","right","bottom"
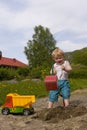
{"left": 0, "top": 0, "right": 87, "bottom": 64}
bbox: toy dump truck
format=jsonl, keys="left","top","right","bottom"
{"left": 1, "top": 93, "right": 35, "bottom": 116}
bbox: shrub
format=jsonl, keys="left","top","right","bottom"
{"left": 0, "top": 67, "right": 17, "bottom": 80}
{"left": 29, "top": 67, "right": 42, "bottom": 79}
{"left": 17, "top": 67, "right": 30, "bottom": 77}
{"left": 70, "top": 69, "right": 87, "bottom": 78}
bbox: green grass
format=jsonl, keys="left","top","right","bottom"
{"left": 0, "top": 78, "right": 87, "bottom": 106}
{"left": 0, "top": 80, "right": 48, "bottom": 105}
{"left": 70, "top": 78, "right": 87, "bottom": 91}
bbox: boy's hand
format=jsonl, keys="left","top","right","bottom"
{"left": 50, "top": 68, "right": 57, "bottom": 75}
{"left": 61, "top": 65, "right": 65, "bottom": 70}
{"left": 53, "top": 68, "right": 57, "bottom": 74}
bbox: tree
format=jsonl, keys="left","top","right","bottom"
{"left": 24, "top": 25, "right": 56, "bottom": 67}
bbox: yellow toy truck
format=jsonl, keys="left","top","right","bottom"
{"left": 1, "top": 93, "right": 35, "bottom": 116}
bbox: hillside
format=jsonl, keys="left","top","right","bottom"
{"left": 65, "top": 47, "right": 87, "bottom": 66}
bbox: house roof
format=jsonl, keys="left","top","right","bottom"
{"left": 0, "top": 57, "right": 28, "bottom": 67}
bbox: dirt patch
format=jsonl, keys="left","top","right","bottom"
{"left": 0, "top": 89, "right": 87, "bottom": 130}
{"left": 34, "top": 104, "right": 87, "bottom": 123}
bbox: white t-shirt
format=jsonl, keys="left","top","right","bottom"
{"left": 53, "top": 60, "right": 69, "bottom": 80}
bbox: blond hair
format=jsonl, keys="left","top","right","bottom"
{"left": 52, "top": 48, "right": 65, "bottom": 58}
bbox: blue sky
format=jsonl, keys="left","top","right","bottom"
{"left": 0, "top": 0, "right": 87, "bottom": 64}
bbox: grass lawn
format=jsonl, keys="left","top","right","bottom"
{"left": 0, "top": 78, "right": 87, "bottom": 105}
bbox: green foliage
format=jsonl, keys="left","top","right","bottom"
{"left": 40, "top": 65, "right": 50, "bottom": 79}
{"left": 29, "top": 67, "right": 42, "bottom": 79}
{"left": 65, "top": 47, "right": 87, "bottom": 66}
{"left": 0, "top": 67, "right": 18, "bottom": 80}
{"left": 72, "top": 48, "right": 87, "bottom": 66}
{"left": 24, "top": 25, "right": 56, "bottom": 67}
{"left": 69, "top": 64, "right": 87, "bottom": 79}
{"left": 17, "top": 67, "right": 30, "bottom": 77}
{"left": 0, "top": 67, "right": 30, "bottom": 81}
{"left": 70, "top": 69, "right": 87, "bottom": 78}
{"left": 0, "top": 66, "right": 50, "bottom": 81}
{"left": 28, "top": 65, "right": 50, "bottom": 80}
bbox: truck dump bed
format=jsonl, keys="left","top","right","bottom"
{"left": 7, "top": 93, "right": 35, "bottom": 108}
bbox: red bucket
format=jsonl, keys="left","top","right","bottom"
{"left": 44, "top": 75, "right": 58, "bottom": 90}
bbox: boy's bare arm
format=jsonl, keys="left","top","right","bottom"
{"left": 50, "top": 68, "right": 57, "bottom": 75}
{"left": 62, "top": 61, "right": 72, "bottom": 72}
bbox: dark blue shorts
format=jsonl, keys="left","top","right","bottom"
{"left": 49, "top": 80, "right": 70, "bottom": 102}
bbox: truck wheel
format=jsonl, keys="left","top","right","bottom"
{"left": 30, "top": 107, "right": 34, "bottom": 114}
{"left": 2, "top": 108, "right": 10, "bottom": 115}
{"left": 23, "top": 108, "right": 30, "bottom": 116}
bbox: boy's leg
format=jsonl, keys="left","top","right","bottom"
{"left": 63, "top": 99, "right": 69, "bottom": 107}
{"left": 48, "top": 90, "right": 59, "bottom": 108}
{"left": 60, "top": 80, "right": 70, "bottom": 107}
{"left": 48, "top": 101, "right": 54, "bottom": 108}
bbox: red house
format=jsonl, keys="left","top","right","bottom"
{"left": 0, "top": 51, "right": 28, "bottom": 69}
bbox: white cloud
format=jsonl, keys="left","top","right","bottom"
{"left": 0, "top": 0, "right": 87, "bottom": 32}
{"left": 57, "top": 40, "right": 87, "bottom": 52}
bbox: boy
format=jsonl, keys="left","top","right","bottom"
{"left": 48, "top": 48, "right": 72, "bottom": 108}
